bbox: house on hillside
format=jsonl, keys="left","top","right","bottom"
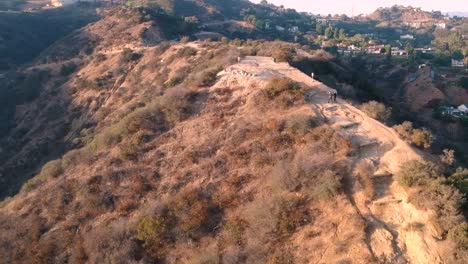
{"left": 435, "top": 23, "right": 446, "bottom": 29}
{"left": 441, "top": 106, "right": 463, "bottom": 117}
{"left": 440, "top": 104, "right": 468, "bottom": 117}
{"left": 289, "top": 26, "right": 299, "bottom": 33}
{"left": 51, "top": 0, "right": 93, "bottom": 7}
{"left": 452, "top": 59, "right": 466, "bottom": 68}
{"left": 337, "top": 44, "right": 362, "bottom": 56}
{"left": 459, "top": 104, "right": 468, "bottom": 113}
{"left": 275, "top": 26, "right": 285, "bottom": 31}
{"left": 414, "top": 47, "right": 434, "bottom": 54}
{"left": 391, "top": 49, "right": 408, "bottom": 56}
{"left": 366, "top": 45, "right": 385, "bottom": 54}
{"left": 400, "top": 34, "right": 414, "bottom": 40}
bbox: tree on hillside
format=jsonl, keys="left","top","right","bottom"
{"left": 339, "top": 28, "right": 346, "bottom": 39}
{"left": 148, "top": 0, "right": 175, "bottom": 14}
{"left": 333, "top": 28, "right": 339, "bottom": 39}
{"left": 325, "top": 26, "right": 333, "bottom": 39}
{"left": 452, "top": 50, "right": 464, "bottom": 60}
{"left": 316, "top": 23, "right": 324, "bottom": 35}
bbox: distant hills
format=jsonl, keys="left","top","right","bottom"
{"left": 446, "top": 11, "right": 468, "bottom": 17}
{"left": 368, "top": 5, "right": 444, "bottom": 22}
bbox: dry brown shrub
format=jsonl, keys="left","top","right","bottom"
{"left": 266, "top": 249, "right": 295, "bottom": 264}
{"left": 309, "top": 170, "right": 342, "bottom": 201}
{"left": 169, "top": 188, "right": 220, "bottom": 236}
{"left": 30, "top": 240, "right": 56, "bottom": 264}
{"left": 116, "top": 196, "right": 138, "bottom": 213}
{"left": 276, "top": 196, "right": 310, "bottom": 238}
{"left": 284, "top": 114, "right": 321, "bottom": 137}
{"left": 265, "top": 77, "right": 301, "bottom": 98}
{"left": 243, "top": 195, "right": 281, "bottom": 242}
{"left": 306, "top": 125, "right": 353, "bottom": 157}
{"left": 355, "top": 161, "right": 375, "bottom": 199}
{"left": 224, "top": 217, "right": 247, "bottom": 245}
{"left": 360, "top": 101, "right": 392, "bottom": 122}
{"left": 83, "top": 220, "right": 139, "bottom": 264}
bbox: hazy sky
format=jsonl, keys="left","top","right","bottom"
{"left": 250, "top": 0, "right": 468, "bottom": 15}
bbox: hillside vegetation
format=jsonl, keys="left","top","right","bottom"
{"left": 0, "top": 5, "right": 99, "bottom": 70}
{"left": 0, "top": 3, "right": 467, "bottom": 264}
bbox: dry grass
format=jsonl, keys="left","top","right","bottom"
{"left": 355, "top": 161, "right": 375, "bottom": 199}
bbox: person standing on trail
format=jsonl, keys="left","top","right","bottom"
{"left": 237, "top": 56, "right": 241, "bottom": 63}
{"left": 333, "top": 91, "right": 337, "bottom": 103}
{"left": 328, "top": 92, "right": 334, "bottom": 103}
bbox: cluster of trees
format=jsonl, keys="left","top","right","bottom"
{"left": 316, "top": 23, "right": 346, "bottom": 40}
{"left": 431, "top": 29, "right": 467, "bottom": 64}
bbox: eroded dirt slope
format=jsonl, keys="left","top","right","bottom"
{"left": 223, "top": 56, "right": 454, "bottom": 263}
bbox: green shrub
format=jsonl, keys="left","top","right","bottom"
{"left": 62, "top": 149, "right": 86, "bottom": 169}
{"left": 40, "top": 159, "right": 64, "bottom": 179}
{"left": 448, "top": 223, "right": 468, "bottom": 249}
{"left": 136, "top": 216, "right": 169, "bottom": 243}
{"left": 265, "top": 77, "right": 301, "bottom": 98}
{"left": 119, "top": 141, "right": 139, "bottom": 161}
{"left": 449, "top": 168, "right": 468, "bottom": 195}
{"left": 285, "top": 114, "right": 320, "bottom": 136}
{"left": 360, "top": 101, "right": 392, "bottom": 122}
{"left": 273, "top": 46, "right": 296, "bottom": 63}
{"left": 396, "top": 160, "right": 440, "bottom": 187}
{"left": 23, "top": 159, "right": 64, "bottom": 191}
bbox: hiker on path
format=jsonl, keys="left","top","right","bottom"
{"left": 328, "top": 92, "right": 334, "bottom": 103}
{"left": 333, "top": 91, "right": 337, "bottom": 103}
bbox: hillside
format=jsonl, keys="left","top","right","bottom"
{"left": 1, "top": 40, "right": 467, "bottom": 262}
{"left": 369, "top": 5, "right": 442, "bottom": 22}
{"left": 0, "top": 5, "right": 99, "bottom": 70}
{"left": 0, "top": 3, "right": 467, "bottom": 264}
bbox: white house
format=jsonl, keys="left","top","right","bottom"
{"left": 414, "top": 47, "right": 434, "bottom": 54}
{"left": 51, "top": 0, "right": 93, "bottom": 7}
{"left": 441, "top": 106, "right": 462, "bottom": 117}
{"left": 289, "top": 26, "right": 299, "bottom": 33}
{"left": 275, "top": 26, "right": 285, "bottom": 31}
{"left": 391, "top": 49, "right": 408, "bottom": 56}
{"left": 458, "top": 104, "right": 468, "bottom": 113}
{"left": 452, "top": 59, "right": 466, "bottom": 68}
{"left": 400, "top": 34, "right": 414, "bottom": 40}
{"left": 435, "top": 23, "right": 446, "bottom": 29}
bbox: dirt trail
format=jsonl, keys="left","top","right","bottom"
{"left": 225, "top": 56, "right": 446, "bottom": 263}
